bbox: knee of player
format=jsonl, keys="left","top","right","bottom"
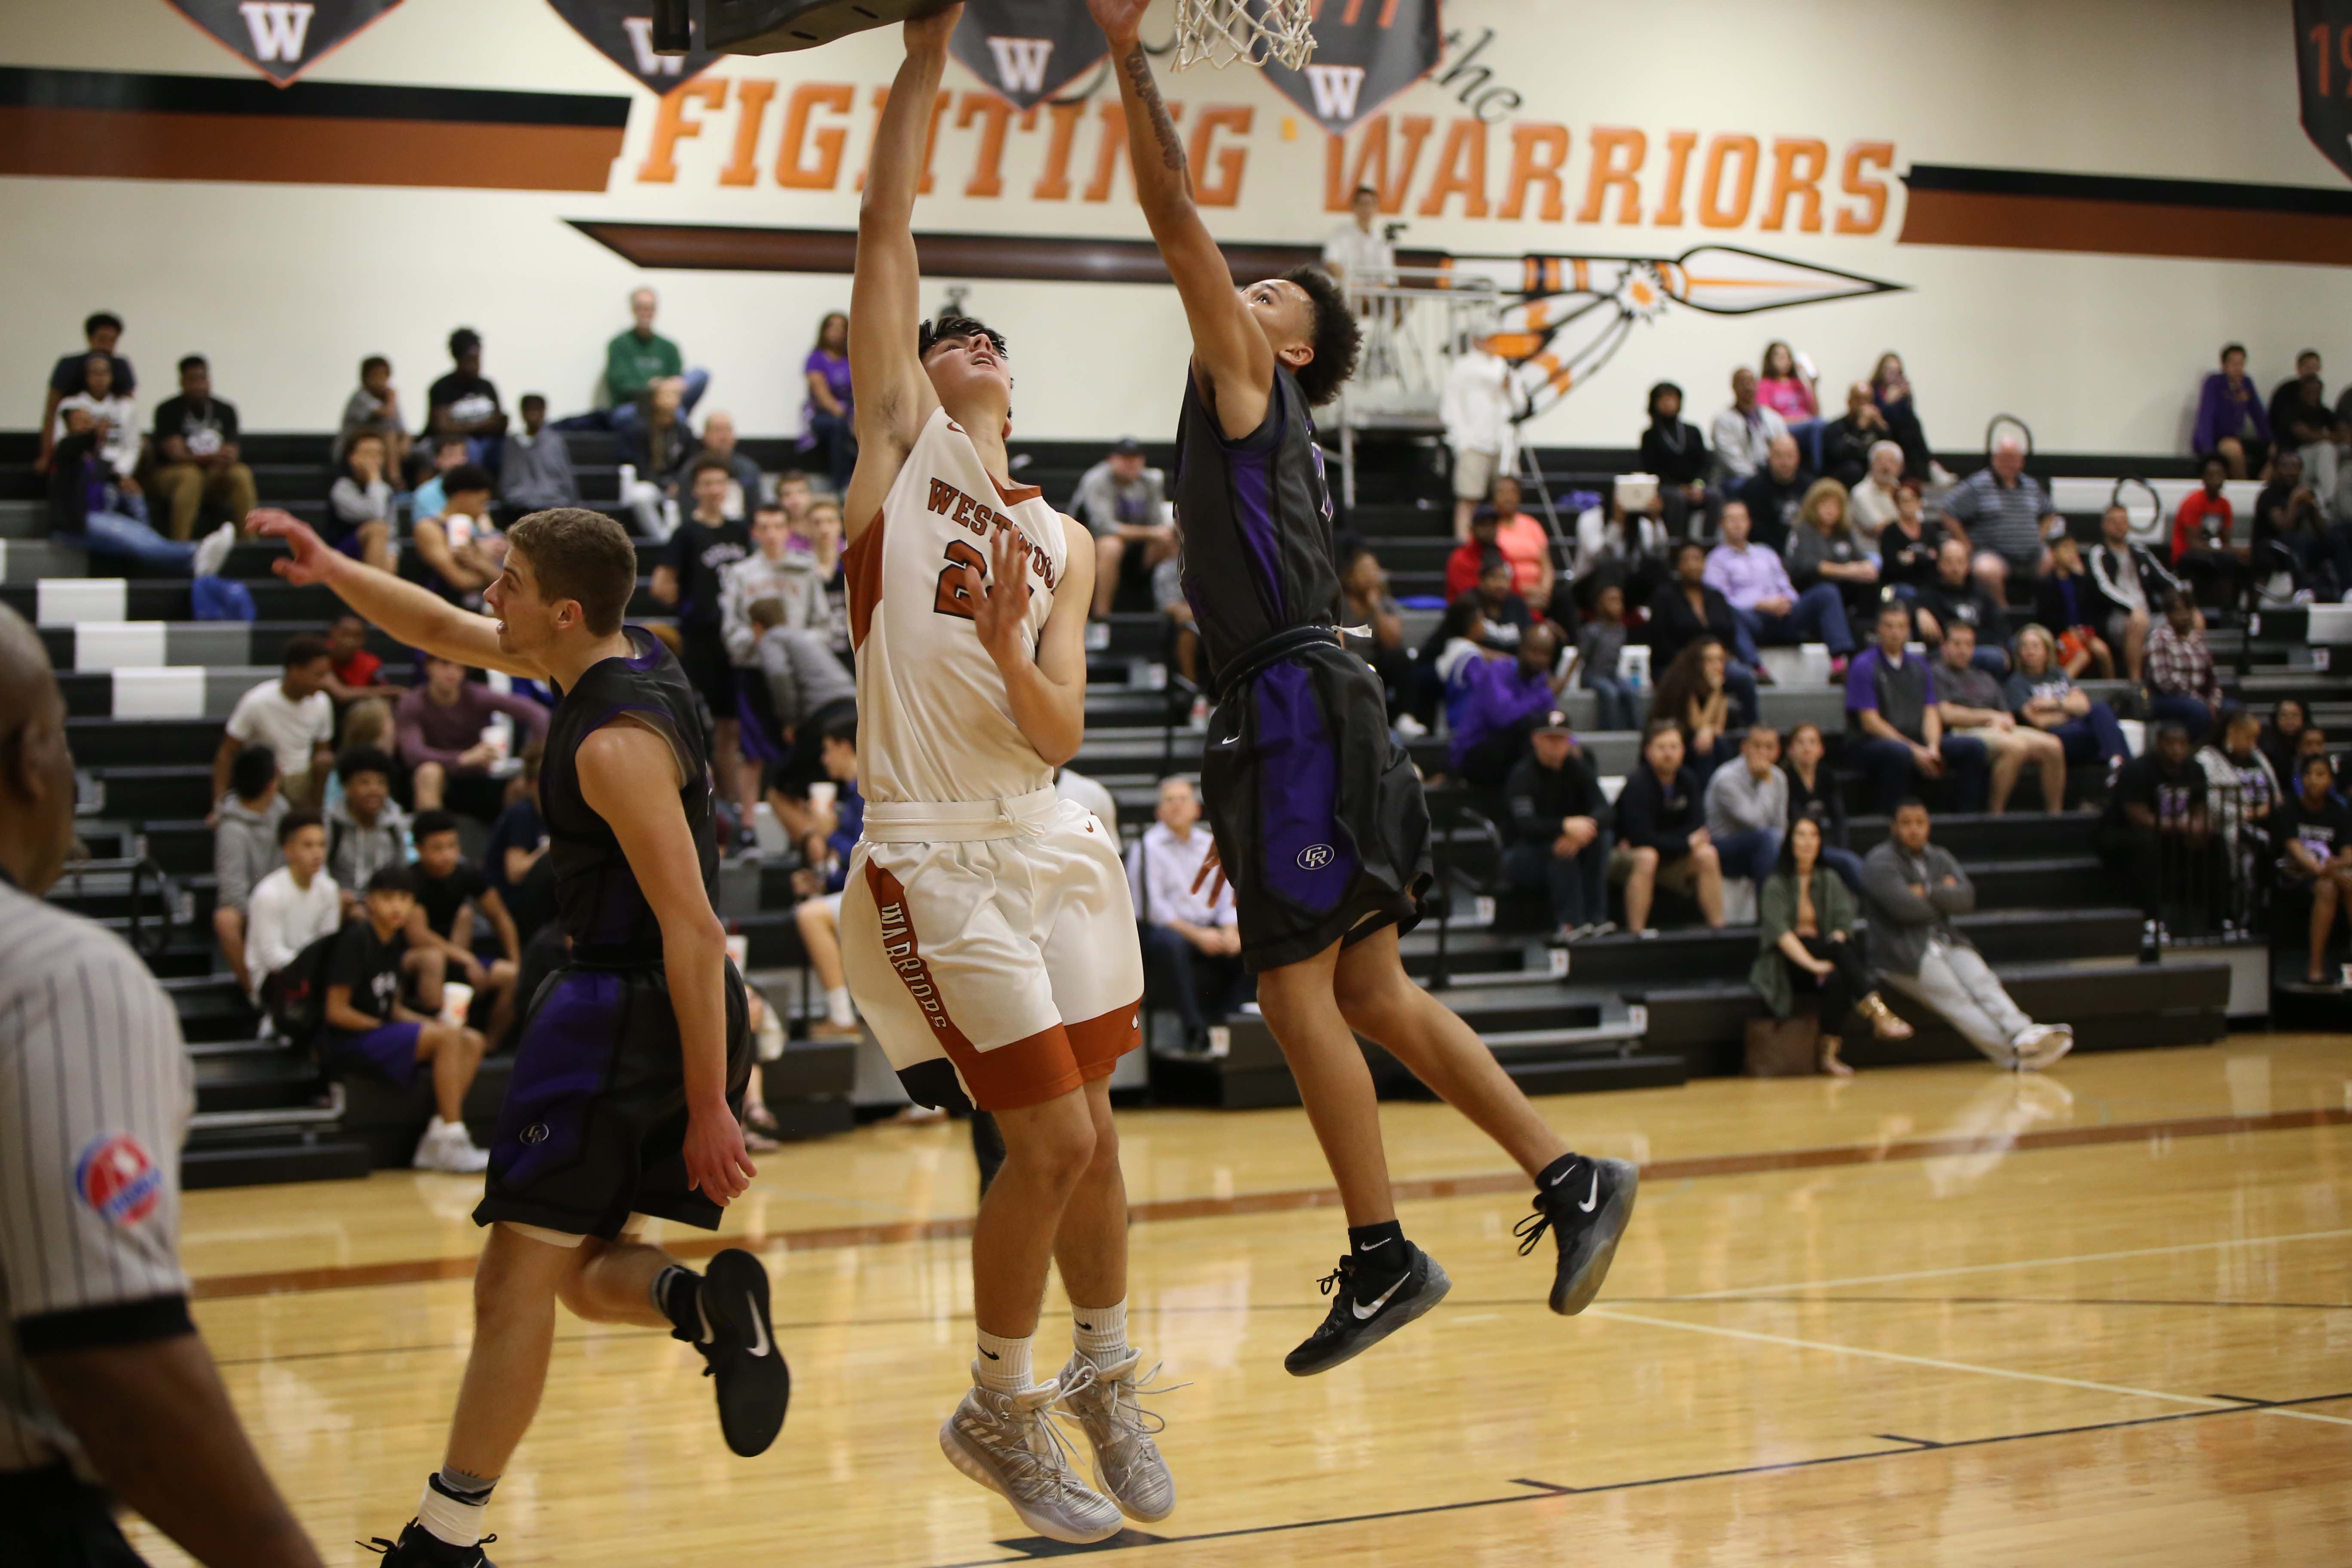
{"left": 1016, "top": 1106, "right": 1099, "bottom": 1187}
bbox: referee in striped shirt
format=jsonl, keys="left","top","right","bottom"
{"left": 0, "top": 605, "right": 321, "bottom": 1565}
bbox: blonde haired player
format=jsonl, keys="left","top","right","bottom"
{"left": 835, "top": 6, "right": 1167, "bottom": 1547}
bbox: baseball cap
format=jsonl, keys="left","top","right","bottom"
{"left": 1533, "top": 710, "right": 1574, "bottom": 737}
{"left": 1109, "top": 437, "right": 1144, "bottom": 457}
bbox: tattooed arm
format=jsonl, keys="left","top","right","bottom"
{"left": 1089, "top": 0, "right": 1274, "bottom": 437}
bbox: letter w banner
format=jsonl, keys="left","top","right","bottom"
{"left": 2296, "top": 0, "right": 2352, "bottom": 182}
{"left": 547, "top": 0, "right": 721, "bottom": 92}
{"left": 950, "top": 0, "right": 1109, "bottom": 110}
{"left": 1257, "top": 0, "right": 1440, "bottom": 136}
{"left": 153, "top": 0, "right": 404, "bottom": 86}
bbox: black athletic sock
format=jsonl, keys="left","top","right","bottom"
{"left": 653, "top": 1263, "right": 704, "bottom": 1342}
{"left": 1346, "top": 1220, "right": 1410, "bottom": 1289}
{"left": 1536, "top": 1151, "right": 1587, "bottom": 1197}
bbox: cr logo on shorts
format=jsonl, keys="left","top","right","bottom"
{"left": 1296, "top": 843, "right": 1335, "bottom": 870}
{"left": 520, "top": 1123, "right": 551, "bottom": 1145}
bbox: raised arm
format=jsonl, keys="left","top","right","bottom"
{"left": 250, "top": 509, "right": 537, "bottom": 678}
{"left": 843, "top": 9, "right": 958, "bottom": 536}
{"left": 1090, "top": 0, "right": 1276, "bottom": 438}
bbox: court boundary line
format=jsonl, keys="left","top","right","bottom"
{"left": 184, "top": 1104, "right": 2352, "bottom": 1300}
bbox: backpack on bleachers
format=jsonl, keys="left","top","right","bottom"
{"left": 191, "top": 575, "right": 255, "bottom": 621}
{"left": 261, "top": 927, "right": 344, "bottom": 1050}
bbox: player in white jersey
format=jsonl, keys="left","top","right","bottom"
{"left": 833, "top": 9, "right": 1166, "bottom": 1549}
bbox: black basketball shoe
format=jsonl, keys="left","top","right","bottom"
{"left": 1283, "top": 1242, "right": 1451, "bottom": 1377}
{"left": 1515, "top": 1156, "right": 1639, "bottom": 1315}
{"left": 688, "top": 1248, "right": 792, "bottom": 1457}
{"left": 363, "top": 1524, "right": 496, "bottom": 1566}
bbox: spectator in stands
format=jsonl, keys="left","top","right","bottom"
{"left": 723, "top": 502, "right": 827, "bottom": 661}
{"left": 1462, "top": 555, "right": 1533, "bottom": 650}
{"left": 499, "top": 394, "right": 578, "bottom": 514}
{"left": 215, "top": 637, "right": 334, "bottom": 815}
{"left": 697, "top": 410, "right": 762, "bottom": 518}
{"left": 1341, "top": 546, "right": 1414, "bottom": 724}
{"left": 606, "top": 286, "right": 706, "bottom": 431}
{"left": 2261, "top": 697, "right": 2309, "bottom": 786}
{"left": 2098, "top": 721, "right": 2214, "bottom": 952}
{"left": 409, "top": 435, "right": 465, "bottom": 521}
{"left": 2255, "top": 449, "right": 2332, "bottom": 599}
{"left": 411, "top": 464, "right": 503, "bottom": 604}
{"left": 244, "top": 810, "right": 338, "bottom": 1007}
{"left": 1781, "top": 721, "right": 1863, "bottom": 890}
{"left": 212, "top": 744, "right": 286, "bottom": 997}
{"left": 1638, "top": 381, "right": 1712, "bottom": 539}
{"left": 1877, "top": 482, "right": 1945, "bottom": 597}
{"left": 406, "top": 810, "right": 522, "bottom": 1044}
{"left": 322, "top": 615, "right": 391, "bottom": 705}
{"left": 1848, "top": 600, "right": 1990, "bottom": 814}
{"left": 750, "top": 597, "right": 857, "bottom": 784}
{"left": 482, "top": 743, "right": 551, "bottom": 946}
{"left": 320, "top": 863, "right": 491, "bottom": 1173}
{"left": 2007, "top": 622, "right": 2131, "bottom": 793}
{"left": 1870, "top": 352, "right": 1936, "bottom": 481}
{"left": 653, "top": 457, "right": 755, "bottom": 833}
{"left": 2090, "top": 502, "right": 2184, "bottom": 685}
{"left": 2193, "top": 343, "right": 2272, "bottom": 480}
{"left": 1073, "top": 438, "right": 1173, "bottom": 619}
{"left": 1940, "top": 433, "right": 2059, "bottom": 604}
{"left": 797, "top": 310, "right": 855, "bottom": 493}
{"left": 397, "top": 654, "right": 550, "bottom": 819}
{"left": 776, "top": 468, "right": 817, "bottom": 536}
{"left": 2275, "top": 752, "right": 2352, "bottom": 983}
{"left": 1705, "top": 723, "right": 1787, "bottom": 892}
{"left": 2299, "top": 725, "right": 2338, "bottom": 782}
{"left": 47, "top": 407, "right": 234, "bottom": 577}
{"left": 2171, "top": 456, "right": 2246, "bottom": 610}
{"left": 1711, "top": 366, "right": 1788, "bottom": 487}
{"left": 2145, "top": 591, "right": 2222, "bottom": 740}
{"left": 1452, "top": 622, "right": 1565, "bottom": 785}
{"left": 1446, "top": 508, "right": 1503, "bottom": 602}
{"left": 802, "top": 498, "right": 851, "bottom": 653}
{"left": 1847, "top": 440, "right": 1907, "bottom": 539}
{"left": 1321, "top": 184, "right": 1396, "bottom": 286}
{"left": 1483, "top": 475, "right": 1554, "bottom": 606}
{"left": 1914, "top": 537, "right": 2009, "bottom": 674}
{"left": 37, "top": 310, "right": 134, "bottom": 474}
{"left": 1935, "top": 621, "right": 2061, "bottom": 815}
{"left": 1821, "top": 383, "right": 1895, "bottom": 496}
{"left": 426, "top": 328, "right": 506, "bottom": 469}
{"left": 325, "top": 428, "right": 396, "bottom": 572}
{"left": 2033, "top": 536, "right": 2116, "bottom": 678}
{"left": 2208, "top": 707, "right": 2281, "bottom": 932}
{"left": 1755, "top": 341, "right": 1817, "bottom": 425}
{"left": 788, "top": 715, "right": 867, "bottom": 1037}
{"left": 325, "top": 747, "right": 407, "bottom": 906}
{"left": 2269, "top": 351, "right": 2336, "bottom": 505}
{"left": 1651, "top": 541, "right": 1760, "bottom": 716}
{"left": 1863, "top": 800, "right": 2073, "bottom": 1068}
{"left": 1735, "top": 434, "right": 1813, "bottom": 554}
{"left": 1752, "top": 816, "right": 1914, "bottom": 1077}
{"left": 1443, "top": 334, "right": 1518, "bottom": 541}
{"left": 53, "top": 353, "right": 137, "bottom": 480}
{"left": 1503, "top": 711, "right": 1611, "bottom": 941}
{"left": 1784, "top": 478, "right": 1879, "bottom": 640}
{"left": 1568, "top": 580, "right": 1636, "bottom": 730}
{"left": 617, "top": 378, "right": 698, "bottom": 540}
{"left": 1570, "top": 487, "right": 1669, "bottom": 585}
{"left": 336, "top": 354, "right": 408, "bottom": 470}
{"left": 1127, "top": 777, "right": 1247, "bottom": 1051}
{"left": 150, "top": 355, "right": 257, "bottom": 541}
{"left": 1612, "top": 720, "right": 1725, "bottom": 934}
{"left": 1651, "top": 636, "right": 1748, "bottom": 774}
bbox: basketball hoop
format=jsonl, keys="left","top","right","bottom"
{"left": 1173, "top": 0, "right": 1316, "bottom": 71}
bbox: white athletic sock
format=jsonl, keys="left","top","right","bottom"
{"left": 417, "top": 1476, "right": 490, "bottom": 1548}
{"left": 1072, "top": 1298, "right": 1129, "bottom": 1366}
{"left": 975, "top": 1327, "right": 1034, "bottom": 1395}
{"left": 825, "top": 986, "right": 855, "bottom": 1026}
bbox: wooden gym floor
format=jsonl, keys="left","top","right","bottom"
{"left": 131, "top": 1037, "right": 2352, "bottom": 1565}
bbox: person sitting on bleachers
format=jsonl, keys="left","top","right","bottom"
{"left": 1571, "top": 485, "right": 1669, "bottom": 585}
{"left": 426, "top": 328, "right": 507, "bottom": 470}
{"left": 244, "top": 810, "right": 339, "bottom": 1007}
{"left": 1914, "top": 537, "right": 2009, "bottom": 674}
{"left": 1820, "top": 383, "right": 1894, "bottom": 496}
{"left": 406, "top": 810, "right": 522, "bottom": 1045}
{"left": 699, "top": 410, "right": 763, "bottom": 519}
{"left": 37, "top": 310, "right": 134, "bottom": 475}
{"left": 321, "top": 615, "right": 393, "bottom": 704}
{"left": 1751, "top": 815, "right": 1913, "bottom": 1078}
{"left": 800, "top": 310, "right": 854, "bottom": 493}
{"left": 1651, "top": 636, "right": 1749, "bottom": 775}
{"left": 47, "top": 407, "right": 234, "bottom": 579}
{"left": 214, "top": 637, "right": 335, "bottom": 815}
{"left": 1153, "top": 553, "right": 1200, "bottom": 692}
{"left": 1711, "top": 366, "right": 1787, "bottom": 489}
{"left": 1127, "top": 776, "right": 1249, "bottom": 1053}
{"left": 1782, "top": 479, "right": 1879, "bottom": 649}
{"left": 325, "top": 746, "right": 409, "bottom": 911}
{"left": 1458, "top": 555, "right": 1532, "bottom": 652}
{"left": 1704, "top": 723, "right": 1786, "bottom": 896}
{"left": 319, "top": 863, "right": 491, "bottom": 1173}
{"left": 2170, "top": 456, "right": 2247, "bottom": 611}
{"left": 2205, "top": 707, "right": 2280, "bottom": 936}
{"left": 1611, "top": 719, "right": 1725, "bottom": 934}
{"left": 1735, "top": 434, "right": 1813, "bottom": 554}
{"left": 2253, "top": 450, "right": 2331, "bottom": 601}
{"left": 616, "top": 378, "right": 698, "bottom": 539}
{"left": 1862, "top": 799, "right": 2073, "bottom": 1069}
{"left": 2006, "top": 624, "right": 2131, "bottom": 792}
{"left": 407, "top": 433, "right": 463, "bottom": 518}
{"left": 2273, "top": 753, "right": 2352, "bottom": 984}
{"left": 1707, "top": 500, "right": 1854, "bottom": 672}
{"left": 212, "top": 744, "right": 287, "bottom": 998}
{"left": 2192, "top": 343, "right": 2271, "bottom": 480}
{"left": 1847, "top": 438, "right": 1908, "bottom": 540}
{"left": 150, "top": 355, "right": 257, "bottom": 542}
{"left": 2299, "top": 726, "right": 2340, "bottom": 787}
{"left": 410, "top": 464, "right": 504, "bottom": 604}
{"left": 1935, "top": 622, "right": 2062, "bottom": 816}
{"left": 801, "top": 498, "right": 851, "bottom": 655}
{"left": 53, "top": 352, "right": 137, "bottom": 482}
{"left": 325, "top": 428, "right": 397, "bottom": 572}
{"left": 1451, "top": 621, "right": 1565, "bottom": 787}
{"left": 397, "top": 654, "right": 550, "bottom": 820}
{"left": 1877, "top": 482, "right": 1945, "bottom": 597}
{"left": 1503, "top": 710, "right": 1611, "bottom": 943}
{"left": 1939, "top": 432, "right": 2062, "bottom": 606}
{"left": 1446, "top": 505, "right": 1506, "bottom": 601}
{"left": 2269, "top": 352, "right": 2337, "bottom": 505}
{"left": 2031, "top": 536, "right": 2116, "bottom": 679}
{"left": 1481, "top": 475, "right": 1554, "bottom": 608}
{"left": 336, "top": 353, "right": 409, "bottom": 471}
{"left": 1072, "top": 438, "right": 1174, "bottom": 620}
{"left": 1781, "top": 721, "right": 1864, "bottom": 890}
{"left": 1847, "top": 600, "right": 1991, "bottom": 815}
{"left": 482, "top": 742, "right": 552, "bottom": 946}
{"left": 790, "top": 712, "right": 865, "bottom": 1038}
{"left": 2145, "top": 592, "right": 2223, "bottom": 741}
{"left": 2089, "top": 502, "right": 2186, "bottom": 686}
{"left": 499, "top": 394, "right": 578, "bottom": 514}
{"left": 751, "top": 596, "right": 857, "bottom": 828}
{"left": 2098, "top": 721, "right": 2217, "bottom": 953}
{"left": 1637, "top": 380, "right": 1713, "bottom": 539}
{"left": 1567, "top": 580, "right": 1636, "bottom": 731}
{"left": 604, "top": 285, "right": 708, "bottom": 432}
{"left": 1651, "top": 541, "right": 1761, "bottom": 722}
{"left": 1341, "top": 546, "right": 1415, "bottom": 727}
{"left": 722, "top": 503, "right": 829, "bottom": 663}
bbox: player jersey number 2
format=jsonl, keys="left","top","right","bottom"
{"left": 934, "top": 539, "right": 986, "bottom": 620}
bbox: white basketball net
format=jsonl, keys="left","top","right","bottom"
{"left": 1173, "top": 0, "right": 1317, "bottom": 71}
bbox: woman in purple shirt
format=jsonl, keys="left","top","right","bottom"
{"left": 2191, "top": 343, "right": 2271, "bottom": 480}
{"left": 801, "top": 310, "right": 855, "bottom": 493}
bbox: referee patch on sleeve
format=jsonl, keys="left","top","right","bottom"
{"left": 75, "top": 1133, "right": 164, "bottom": 1229}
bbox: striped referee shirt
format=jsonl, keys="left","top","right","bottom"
{"left": 0, "top": 878, "right": 193, "bottom": 1476}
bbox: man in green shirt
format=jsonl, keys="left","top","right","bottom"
{"left": 604, "top": 287, "right": 707, "bottom": 432}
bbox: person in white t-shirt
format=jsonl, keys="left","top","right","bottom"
{"left": 53, "top": 352, "right": 138, "bottom": 479}
{"left": 214, "top": 636, "right": 337, "bottom": 816}
{"left": 1321, "top": 185, "right": 1396, "bottom": 288}
{"left": 245, "top": 811, "right": 342, "bottom": 1004}
{"left": 1441, "top": 337, "right": 1519, "bottom": 541}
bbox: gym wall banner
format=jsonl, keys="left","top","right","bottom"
{"left": 2297, "top": 0, "right": 2352, "bottom": 182}
{"left": 548, "top": 0, "right": 722, "bottom": 93}
{"left": 1257, "top": 0, "right": 1440, "bottom": 136}
{"left": 155, "top": 0, "right": 404, "bottom": 85}
{"left": 950, "top": 0, "right": 1111, "bottom": 111}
